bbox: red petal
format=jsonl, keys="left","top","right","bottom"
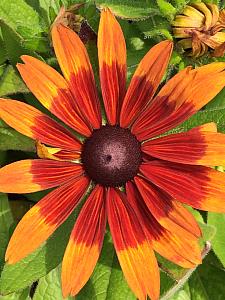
{"left": 134, "top": 176, "right": 201, "bottom": 238}
{"left": 142, "top": 127, "right": 225, "bottom": 166}
{"left": 120, "top": 40, "right": 173, "bottom": 128}
{"left": 6, "top": 176, "right": 89, "bottom": 264}
{"left": 132, "top": 63, "right": 225, "bottom": 141}
{"left": 140, "top": 161, "right": 225, "bottom": 212}
{"left": 98, "top": 8, "right": 126, "bottom": 125}
{"left": 18, "top": 56, "right": 91, "bottom": 136}
{"left": 0, "top": 159, "right": 84, "bottom": 193}
{"left": 0, "top": 99, "right": 81, "bottom": 150}
{"left": 52, "top": 24, "right": 101, "bottom": 129}
{"left": 107, "top": 188, "right": 160, "bottom": 300}
{"left": 126, "top": 182, "right": 201, "bottom": 268}
{"left": 62, "top": 185, "right": 106, "bottom": 297}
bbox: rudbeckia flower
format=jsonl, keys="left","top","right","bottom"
{"left": 0, "top": 8, "right": 225, "bottom": 300}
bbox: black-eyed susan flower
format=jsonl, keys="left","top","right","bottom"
{"left": 0, "top": 8, "right": 225, "bottom": 300}
{"left": 172, "top": 2, "right": 225, "bottom": 57}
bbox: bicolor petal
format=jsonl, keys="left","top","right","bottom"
{"left": 6, "top": 176, "right": 90, "bottom": 264}
{"left": 62, "top": 185, "right": 106, "bottom": 297}
{"left": 132, "top": 63, "right": 225, "bottom": 141}
{"left": 0, "top": 99, "right": 81, "bottom": 150}
{"left": 140, "top": 161, "right": 225, "bottom": 212}
{"left": 142, "top": 127, "right": 225, "bottom": 166}
{"left": 17, "top": 56, "right": 91, "bottom": 136}
{"left": 98, "top": 8, "right": 126, "bottom": 125}
{"left": 126, "top": 182, "right": 201, "bottom": 268}
{"left": 151, "top": 227, "right": 201, "bottom": 268}
{"left": 0, "top": 159, "right": 84, "bottom": 193}
{"left": 134, "top": 176, "right": 201, "bottom": 239}
{"left": 36, "top": 141, "right": 80, "bottom": 161}
{"left": 52, "top": 24, "right": 101, "bottom": 129}
{"left": 120, "top": 40, "right": 173, "bottom": 128}
{"left": 107, "top": 187, "right": 160, "bottom": 300}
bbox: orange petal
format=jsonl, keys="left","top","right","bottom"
{"left": 52, "top": 24, "right": 101, "bottom": 129}
{"left": 126, "top": 182, "right": 201, "bottom": 268}
{"left": 17, "top": 56, "right": 91, "bottom": 136}
{"left": 120, "top": 40, "right": 173, "bottom": 128}
{"left": 98, "top": 8, "right": 126, "bottom": 125}
{"left": 140, "top": 161, "right": 225, "bottom": 212}
{"left": 0, "top": 99, "right": 81, "bottom": 150}
{"left": 142, "top": 128, "right": 225, "bottom": 166}
{"left": 132, "top": 63, "right": 225, "bottom": 141}
{"left": 188, "top": 122, "right": 217, "bottom": 133}
{"left": 152, "top": 228, "right": 201, "bottom": 268}
{"left": 36, "top": 141, "right": 80, "bottom": 161}
{"left": 134, "top": 176, "right": 201, "bottom": 239}
{"left": 0, "top": 159, "right": 84, "bottom": 193}
{"left": 6, "top": 176, "right": 89, "bottom": 264}
{"left": 62, "top": 185, "right": 106, "bottom": 297}
{"left": 107, "top": 187, "right": 160, "bottom": 300}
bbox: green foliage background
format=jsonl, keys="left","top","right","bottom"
{"left": 0, "top": 0, "right": 225, "bottom": 299}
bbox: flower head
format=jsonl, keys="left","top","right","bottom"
{"left": 1, "top": 8, "right": 225, "bottom": 300}
{"left": 172, "top": 2, "right": 225, "bottom": 57}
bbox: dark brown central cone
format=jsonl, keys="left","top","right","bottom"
{"left": 81, "top": 125, "right": 142, "bottom": 187}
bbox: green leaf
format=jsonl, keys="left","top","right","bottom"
{"left": 80, "top": 3, "right": 100, "bottom": 33}
{"left": 33, "top": 265, "right": 72, "bottom": 300}
{"left": 208, "top": 212, "right": 225, "bottom": 267}
{"left": 0, "top": 21, "right": 42, "bottom": 66}
{"left": 189, "top": 252, "right": 225, "bottom": 300}
{"left": 0, "top": 29, "right": 7, "bottom": 64}
{"left": 0, "top": 0, "right": 43, "bottom": 38}
{"left": 192, "top": 252, "right": 225, "bottom": 300}
{"left": 95, "top": 0, "right": 159, "bottom": 20}
{"left": 136, "top": 15, "right": 173, "bottom": 41}
{"left": 156, "top": 0, "right": 176, "bottom": 21}
{"left": 119, "top": 20, "right": 156, "bottom": 68}
{"left": 0, "top": 193, "right": 13, "bottom": 268}
{"left": 0, "top": 288, "right": 31, "bottom": 300}
{"left": 0, "top": 120, "right": 35, "bottom": 152}
{"left": 0, "top": 65, "right": 28, "bottom": 97}
{"left": 169, "top": 287, "right": 190, "bottom": 300}
{"left": 0, "top": 151, "right": 7, "bottom": 165}
{"left": 9, "top": 199, "right": 34, "bottom": 224}
{"left": 171, "top": 0, "right": 189, "bottom": 12}
{"left": 22, "top": 37, "right": 50, "bottom": 54}
{"left": 38, "top": 0, "right": 62, "bottom": 27}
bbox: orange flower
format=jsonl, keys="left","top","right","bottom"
{"left": 172, "top": 3, "right": 225, "bottom": 57}
{"left": 1, "top": 8, "right": 225, "bottom": 300}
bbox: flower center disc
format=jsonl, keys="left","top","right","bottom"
{"left": 82, "top": 125, "right": 142, "bottom": 187}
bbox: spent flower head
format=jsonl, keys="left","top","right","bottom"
{"left": 172, "top": 2, "right": 225, "bottom": 57}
